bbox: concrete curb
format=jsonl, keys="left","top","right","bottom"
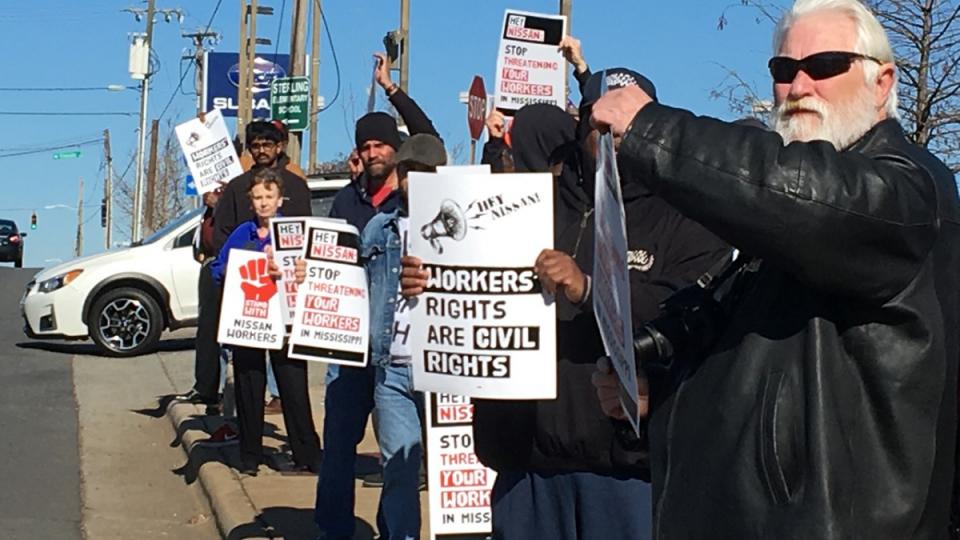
{"left": 166, "top": 401, "right": 270, "bottom": 540}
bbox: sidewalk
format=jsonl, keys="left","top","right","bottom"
{"left": 165, "top": 362, "right": 428, "bottom": 540}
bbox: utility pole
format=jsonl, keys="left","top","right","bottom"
{"left": 399, "top": 0, "right": 410, "bottom": 93}
{"left": 76, "top": 177, "right": 84, "bottom": 258}
{"left": 103, "top": 129, "right": 113, "bottom": 250}
{"left": 183, "top": 28, "right": 221, "bottom": 115}
{"left": 183, "top": 28, "right": 220, "bottom": 209}
{"left": 237, "top": 1, "right": 251, "bottom": 143}
{"left": 126, "top": 1, "right": 183, "bottom": 242}
{"left": 145, "top": 119, "right": 160, "bottom": 235}
{"left": 132, "top": 0, "right": 156, "bottom": 243}
{"left": 559, "top": 0, "right": 572, "bottom": 29}
{"left": 307, "top": 0, "right": 322, "bottom": 174}
{"left": 286, "top": 0, "right": 309, "bottom": 166}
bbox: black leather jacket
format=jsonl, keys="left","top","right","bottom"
{"left": 619, "top": 103, "right": 960, "bottom": 540}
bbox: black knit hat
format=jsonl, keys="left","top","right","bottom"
{"left": 355, "top": 112, "right": 402, "bottom": 150}
{"left": 580, "top": 68, "right": 659, "bottom": 109}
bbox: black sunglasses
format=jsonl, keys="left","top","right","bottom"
{"left": 768, "top": 51, "right": 881, "bottom": 84}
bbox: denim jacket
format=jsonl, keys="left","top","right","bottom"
{"left": 360, "top": 209, "right": 403, "bottom": 367}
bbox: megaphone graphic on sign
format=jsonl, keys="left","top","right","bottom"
{"left": 421, "top": 199, "right": 468, "bottom": 254}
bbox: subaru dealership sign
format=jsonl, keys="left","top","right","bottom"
{"left": 204, "top": 52, "right": 290, "bottom": 118}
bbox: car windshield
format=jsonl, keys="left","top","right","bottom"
{"left": 0, "top": 222, "right": 14, "bottom": 234}
{"left": 135, "top": 209, "right": 201, "bottom": 246}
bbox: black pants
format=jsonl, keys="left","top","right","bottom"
{"left": 193, "top": 259, "right": 221, "bottom": 400}
{"left": 233, "top": 345, "right": 322, "bottom": 469}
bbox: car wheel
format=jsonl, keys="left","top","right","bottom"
{"left": 89, "top": 287, "right": 164, "bottom": 357}
{"left": 14, "top": 257, "right": 22, "bottom": 268}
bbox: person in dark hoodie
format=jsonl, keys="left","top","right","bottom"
{"left": 401, "top": 73, "right": 730, "bottom": 539}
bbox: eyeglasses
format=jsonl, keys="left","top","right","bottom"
{"left": 248, "top": 141, "right": 277, "bottom": 150}
{"left": 768, "top": 51, "right": 881, "bottom": 84}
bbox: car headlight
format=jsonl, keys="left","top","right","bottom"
{"left": 38, "top": 269, "right": 83, "bottom": 293}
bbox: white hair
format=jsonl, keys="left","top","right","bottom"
{"left": 773, "top": 0, "right": 898, "bottom": 118}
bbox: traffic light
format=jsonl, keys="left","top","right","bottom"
{"left": 30, "top": 212, "right": 37, "bottom": 230}
{"left": 100, "top": 198, "right": 108, "bottom": 228}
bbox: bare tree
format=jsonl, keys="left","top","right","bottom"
{"left": 113, "top": 121, "right": 190, "bottom": 240}
{"left": 716, "top": 0, "right": 960, "bottom": 171}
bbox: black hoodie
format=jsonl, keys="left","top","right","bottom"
{"left": 472, "top": 104, "right": 730, "bottom": 477}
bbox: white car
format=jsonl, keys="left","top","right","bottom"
{"left": 21, "top": 176, "right": 350, "bottom": 357}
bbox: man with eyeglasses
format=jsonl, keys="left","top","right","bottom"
{"left": 214, "top": 121, "right": 313, "bottom": 249}
{"left": 590, "top": 0, "right": 959, "bottom": 538}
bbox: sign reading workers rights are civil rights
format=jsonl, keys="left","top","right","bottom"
{"left": 494, "top": 9, "right": 567, "bottom": 114}
{"left": 408, "top": 171, "right": 556, "bottom": 400}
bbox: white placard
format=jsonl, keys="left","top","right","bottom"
{"left": 175, "top": 109, "right": 244, "bottom": 195}
{"left": 287, "top": 221, "right": 369, "bottom": 366}
{"left": 593, "top": 131, "right": 641, "bottom": 434}
{"left": 408, "top": 171, "right": 556, "bottom": 400}
{"left": 217, "top": 249, "right": 285, "bottom": 350}
{"left": 425, "top": 393, "right": 496, "bottom": 539}
{"left": 436, "top": 165, "right": 491, "bottom": 174}
{"left": 494, "top": 10, "right": 567, "bottom": 114}
{"left": 270, "top": 217, "right": 342, "bottom": 326}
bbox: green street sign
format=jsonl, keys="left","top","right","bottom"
{"left": 53, "top": 151, "right": 82, "bottom": 160}
{"left": 270, "top": 76, "right": 311, "bottom": 132}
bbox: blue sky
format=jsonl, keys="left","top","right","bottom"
{"left": 1, "top": 1, "right": 775, "bottom": 267}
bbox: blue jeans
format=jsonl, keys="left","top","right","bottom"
{"left": 491, "top": 470, "right": 652, "bottom": 540}
{"left": 314, "top": 363, "right": 376, "bottom": 538}
{"left": 373, "top": 363, "right": 423, "bottom": 540}
{"left": 266, "top": 359, "right": 280, "bottom": 398}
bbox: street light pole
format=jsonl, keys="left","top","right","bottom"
{"left": 132, "top": 0, "right": 157, "bottom": 242}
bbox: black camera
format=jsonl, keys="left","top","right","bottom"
{"left": 633, "top": 282, "right": 725, "bottom": 373}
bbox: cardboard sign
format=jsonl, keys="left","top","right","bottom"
{"left": 425, "top": 393, "right": 496, "bottom": 539}
{"left": 494, "top": 10, "right": 567, "bottom": 114}
{"left": 408, "top": 171, "right": 556, "bottom": 400}
{"left": 217, "top": 249, "right": 285, "bottom": 350}
{"left": 593, "top": 131, "right": 641, "bottom": 434}
{"left": 271, "top": 217, "right": 312, "bottom": 326}
{"left": 175, "top": 109, "right": 244, "bottom": 195}
{"left": 287, "top": 221, "right": 369, "bottom": 366}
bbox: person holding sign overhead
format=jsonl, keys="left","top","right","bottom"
{"left": 212, "top": 168, "right": 321, "bottom": 476}
{"left": 315, "top": 51, "right": 441, "bottom": 540}
{"left": 402, "top": 83, "right": 728, "bottom": 539}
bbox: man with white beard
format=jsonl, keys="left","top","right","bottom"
{"left": 590, "top": 0, "right": 960, "bottom": 538}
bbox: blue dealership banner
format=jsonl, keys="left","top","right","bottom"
{"left": 204, "top": 52, "right": 291, "bottom": 118}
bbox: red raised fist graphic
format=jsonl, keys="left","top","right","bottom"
{"left": 239, "top": 257, "right": 278, "bottom": 302}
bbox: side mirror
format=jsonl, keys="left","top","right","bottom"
{"left": 20, "top": 232, "right": 27, "bottom": 238}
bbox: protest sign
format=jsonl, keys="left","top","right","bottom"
{"left": 408, "top": 171, "right": 556, "bottom": 399}
{"left": 175, "top": 109, "right": 244, "bottom": 195}
{"left": 425, "top": 393, "right": 496, "bottom": 539}
{"left": 218, "top": 249, "right": 285, "bottom": 350}
{"left": 270, "top": 217, "right": 316, "bottom": 326}
{"left": 436, "top": 165, "right": 491, "bottom": 174}
{"left": 593, "top": 131, "right": 642, "bottom": 434}
{"left": 494, "top": 10, "right": 567, "bottom": 114}
{"left": 287, "top": 221, "right": 369, "bottom": 366}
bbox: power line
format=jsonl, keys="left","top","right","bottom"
{"left": 315, "top": 0, "right": 340, "bottom": 114}
{"left": 0, "top": 86, "right": 138, "bottom": 92}
{"left": 156, "top": 0, "right": 224, "bottom": 122}
{"left": 0, "top": 138, "right": 104, "bottom": 159}
{"left": 0, "top": 111, "right": 137, "bottom": 117}
{"left": 275, "top": 0, "right": 287, "bottom": 59}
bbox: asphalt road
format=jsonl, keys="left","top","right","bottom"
{"left": 0, "top": 267, "right": 219, "bottom": 539}
{"left": 0, "top": 267, "right": 82, "bottom": 539}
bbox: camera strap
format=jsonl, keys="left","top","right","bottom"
{"left": 695, "top": 250, "right": 743, "bottom": 291}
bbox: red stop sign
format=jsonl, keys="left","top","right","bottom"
{"left": 467, "top": 76, "right": 487, "bottom": 141}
